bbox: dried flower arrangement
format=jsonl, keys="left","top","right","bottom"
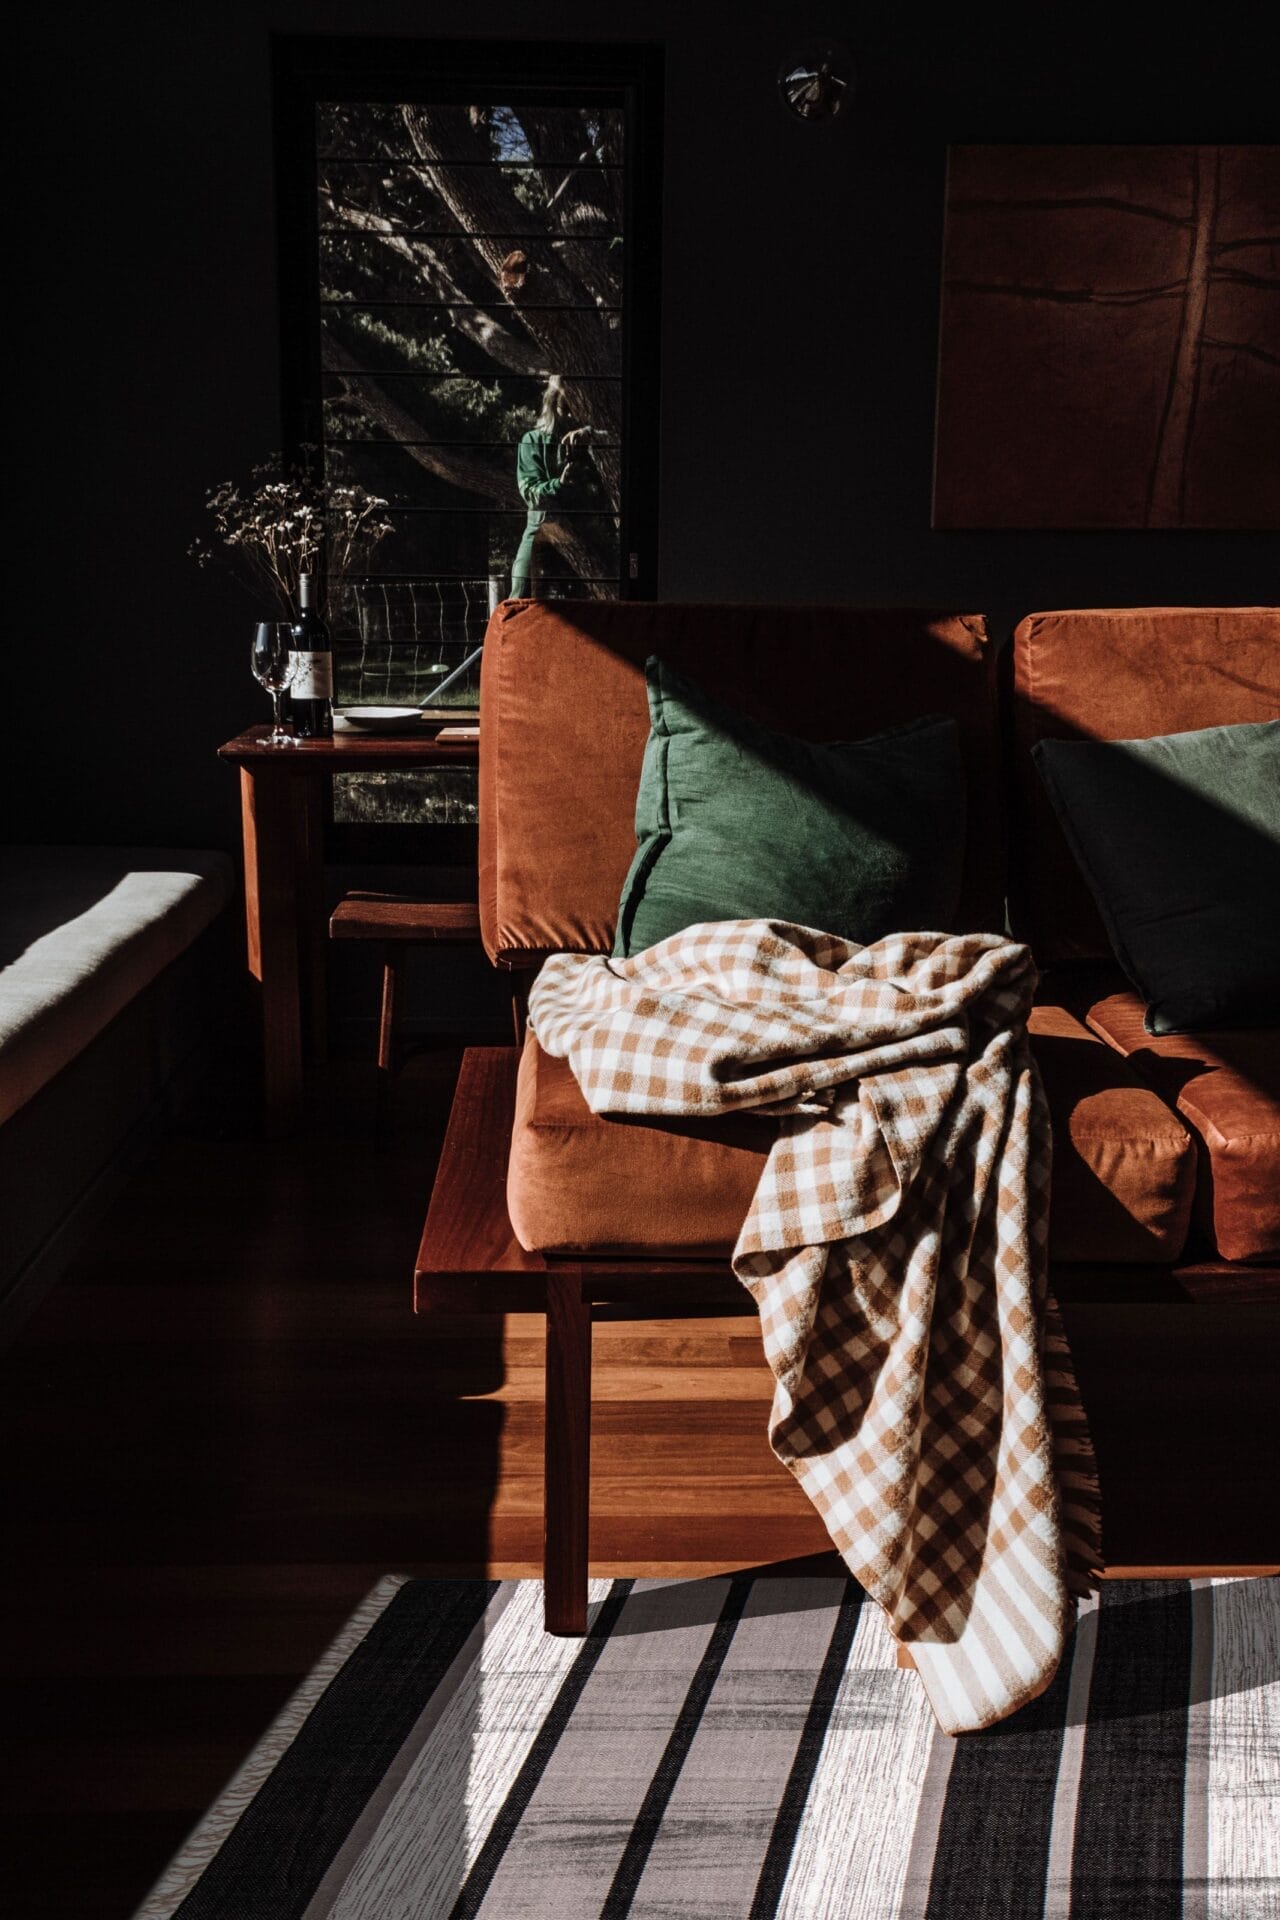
{"left": 189, "top": 452, "right": 395, "bottom": 619}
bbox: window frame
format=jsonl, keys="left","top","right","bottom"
{"left": 270, "top": 33, "right": 664, "bottom": 605}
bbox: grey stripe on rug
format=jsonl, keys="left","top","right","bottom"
{"left": 134, "top": 1574, "right": 1280, "bottom": 1920}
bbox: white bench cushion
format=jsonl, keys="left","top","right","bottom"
{"left": 0, "top": 846, "right": 233, "bottom": 1125}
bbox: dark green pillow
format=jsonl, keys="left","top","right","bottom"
{"left": 613, "top": 658, "right": 967, "bottom": 958}
{"left": 1033, "top": 720, "right": 1280, "bottom": 1034}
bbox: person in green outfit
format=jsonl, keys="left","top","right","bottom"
{"left": 510, "top": 375, "right": 593, "bottom": 598}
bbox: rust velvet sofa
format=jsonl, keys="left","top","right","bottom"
{"left": 415, "top": 602, "right": 1280, "bottom": 1630}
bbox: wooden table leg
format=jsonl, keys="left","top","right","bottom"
{"left": 240, "top": 765, "right": 303, "bottom": 1135}
{"left": 544, "top": 1271, "right": 592, "bottom": 1635}
{"left": 290, "top": 773, "right": 329, "bottom": 1065}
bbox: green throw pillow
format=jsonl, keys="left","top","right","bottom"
{"left": 1033, "top": 720, "right": 1280, "bottom": 1033}
{"left": 613, "top": 658, "right": 967, "bottom": 957}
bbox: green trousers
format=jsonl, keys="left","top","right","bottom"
{"left": 511, "top": 522, "right": 539, "bottom": 598}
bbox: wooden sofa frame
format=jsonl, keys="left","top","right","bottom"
{"left": 415, "top": 1050, "right": 1280, "bottom": 1636}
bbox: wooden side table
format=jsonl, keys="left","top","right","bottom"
{"left": 218, "top": 726, "right": 480, "bottom": 1133}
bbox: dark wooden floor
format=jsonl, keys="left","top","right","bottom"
{"left": 3, "top": 1045, "right": 1277, "bottom": 1919}
{"left": 0, "top": 1049, "right": 829, "bottom": 1920}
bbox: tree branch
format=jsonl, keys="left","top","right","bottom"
{"left": 321, "top": 190, "right": 549, "bottom": 375}
{"left": 400, "top": 103, "right": 624, "bottom": 477}
{"left": 321, "top": 334, "right": 520, "bottom": 504}
{"left": 534, "top": 519, "right": 617, "bottom": 598}
{"left": 513, "top": 105, "right": 624, "bottom": 231}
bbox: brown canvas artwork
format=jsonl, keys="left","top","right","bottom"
{"left": 933, "top": 145, "right": 1280, "bottom": 528}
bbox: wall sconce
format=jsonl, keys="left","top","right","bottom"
{"left": 777, "top": 40, "right": 853, "bottom": 122}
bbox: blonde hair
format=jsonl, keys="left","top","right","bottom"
{"left": 535, "top": 375, "right": 571, "bottom": 435}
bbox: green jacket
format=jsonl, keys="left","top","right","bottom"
{"left": 516, "top": 429, "right": 568, "bottom": 527}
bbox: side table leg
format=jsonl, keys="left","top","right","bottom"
{"left": 291, "top": 773, "right": 329, "bottom": 1064}
{"left": 544, "top": 1272, "right": 592, "bottom": 1635}
{"left": 240, "top": 765, "right": 303, "bottom": 1135}
{"left": 375, "top": 948, "right": 401, "bottom": 1144}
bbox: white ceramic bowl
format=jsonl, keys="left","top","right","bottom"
{"left": 335, "top": 707, "right": 425, "bottom": 732}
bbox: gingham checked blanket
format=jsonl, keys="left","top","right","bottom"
{"left": 528, "top": 920, "right": 1102, "bottom": 1734}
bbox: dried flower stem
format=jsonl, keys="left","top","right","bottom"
{"left": 189, "top": 451, "right": 395, "bottom": 620}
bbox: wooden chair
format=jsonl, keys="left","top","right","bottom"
{"left": 329, "top": 894, "right": 493, "bottom": 1131}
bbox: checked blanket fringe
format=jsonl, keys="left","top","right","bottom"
{"left": 529, "top": 920, "right": 1102, "bottom": 1735}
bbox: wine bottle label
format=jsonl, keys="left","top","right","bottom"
{"left": 289, "top": 651, "right": 333, "bottom": 699}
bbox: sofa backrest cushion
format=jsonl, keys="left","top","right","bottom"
{"left": 478, "top": 601, "right": 1001, "bottom": 967}
{"left": 1010, "top": 607, "right": 1280, "bottom": 965}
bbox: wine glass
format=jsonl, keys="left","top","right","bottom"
{"left": 251, "top": 623, "right": 298, "bottom": 745}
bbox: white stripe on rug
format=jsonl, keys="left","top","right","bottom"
{"left": 469, "top": 1577, "right": 734, "bottom": 1918}
{"left": 314, "top": 1579, "right": 617, "bottom": 1919}
{"left": 892, "top": 1718, "right": 955, "bottom": 1920}
{"left": 299, "top": 1580, "right": 519, "bottom": 1919}
{"left": 1183, "top": 1579, "right": 1214, "bottom": 1920}
{"left": 627, "top": 1575, "right": 851, "bottom": 1918}
{"left": 1206, "top": 1577, "right": 1280, "bottom": 1920}
{"left": 1042, "top": 1593, "right": 1100, "bottom": 1919}
{"left": 774, "top": 1593, "right": 940, "bottom": 1919}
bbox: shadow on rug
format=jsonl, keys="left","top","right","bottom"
{"left": 133, "top": 1571, "right": 1279, "bottom": 1919}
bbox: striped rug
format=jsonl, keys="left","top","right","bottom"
{"left": 135, "top": 1573, "right": 1279, "bottom": 1920}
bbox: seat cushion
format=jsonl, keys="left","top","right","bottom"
{"left": 0, "top": 846, "right": 233, "bottom": 1125}
{"left": 507, "top": 1004, "right": 1196, "bottom": 1264}
{"left": 507, "top": 1027, "right": 774, "bottom": 1256}
{"left": 1085, "top": 988, "right": 1280, "bottom": 1264}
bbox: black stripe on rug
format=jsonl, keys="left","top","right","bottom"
{"left": 447, "top": 1579, "right": 635, "bottom": 1920}
{"left": 747, "top": 1578, "right": 865, "bottom": 1920}
{"left": 172, "top": 1578, "right": 498, "bottom": 1920}
{"left": 599, "top": 1573, "right": 755, "bottom": 1919}
{"left": 1071, "top": 1580, "right": 1192, "bottom": 1920}
{"left": 922, "top": 1616, "right": 1076, "bottom": 1920}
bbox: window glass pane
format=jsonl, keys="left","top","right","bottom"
{"left": 320, "top": 232, "right": 622, "bottom": 307}
{"left": 321, "top": 306, "right": 623, "bottom": 377}
{"left": 315, "top": 93, "right": 626, "bottom": 821}
{"left": 333, "top": 767, "right": 479, "bottom": 825}
{"left": 317, "top": 101, "right": 623, "bottom": 166}
{"left": 330, "top": 580, "right": 488, "bottom": 706}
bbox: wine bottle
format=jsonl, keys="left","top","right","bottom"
{"left": 289, "top": 572, "right": 334, "bottom": 738}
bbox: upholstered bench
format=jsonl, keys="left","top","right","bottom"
{"left": 0, "top": 845, "right": 234, "bottom": 1329}
{"left": 414, "top": 600, "right": 1280, "bottom": 1635}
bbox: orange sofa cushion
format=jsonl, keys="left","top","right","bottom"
{"left": 1085, "top": 988, "right": 1280, "bottom": 1264}
{"left": 507, "top": 1005, "right": 1195, "bottom": 1265}
{"left": 1009, "top": 607, "right": 1280, "bottom": 966}
{"left": 479, "top": 602, "right": 1003, "bottom": 968}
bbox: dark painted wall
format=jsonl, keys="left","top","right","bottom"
{"left": 11, "top": 2, "right": 1276, "bottom": 851}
